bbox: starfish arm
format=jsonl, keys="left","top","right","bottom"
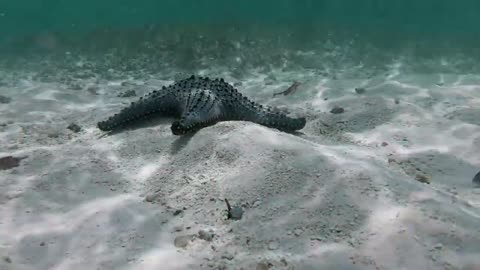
{"left": 97, "top": 89, "right": 180, "bottom": 131}
{"left": 240, "top": 105, "right": 307, "bottom": 132}
{"left": 208, "top": 79, "right": 306, "bottom": 132}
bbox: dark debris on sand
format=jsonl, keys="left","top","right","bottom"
{"left": 67, "top": 123, "right": 82, "bottom": 133}
{"left": 0, "top": 95, "right": 12, "bottom": 104}
{"left": 0, "top": 156, "right": 27, "bottom": 170}
{"left": 330, "top": 106, "right": 345, "bottom": 114}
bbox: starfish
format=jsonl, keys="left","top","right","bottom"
{"left": 97, "top": 75, "right": 306, "bottom": 135}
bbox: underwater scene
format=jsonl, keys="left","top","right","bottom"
{"left": 0, "top": 1, "right": 479, "bottom": 269}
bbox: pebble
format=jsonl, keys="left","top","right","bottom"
{"left": 221, "top": 252, "right": 234, "bottom": 260}
{"left": 144, "top": 193, "right": 156, "bottom": 202}
{"left": 229, "top": 206, "right": 243, "bottom": 220}
{"left": 198, "top": 229, "right": 214, "bottom": 241}
{"left": 294, "top": 228, "right": 303, "bottom": 236}
{"left": 415, "top": 174, "right": 431, "bottom": 184}
{"left": 268, "top": 241, "right": 279, "bottom": 250}
{"left": 173, "top": 209, "right": 183, "bottom": 216}
{"left": 330, "top": 106, "right": 345, "bottom": 114}
{"left": 0, "top": 95, "right": 11, "bottom": 104}
{"left": 355, "top": 87, "right": 366, "bottom": 94}
{"left": 0, "top": 156, "right": 26, "bottom": 170}
{"left": 253, "top": 200, "right": 262, "bottom": 208}
{"left": 3, "top": 256, "right": 12, "bottom": 263}
{"left": 174, "top": 235, "right": 194, "bottom": 248}
{"left": 381, "top": 142, "right": 389, "bottom": 147}
{"left": 47, "top": 129, "right": 61, "bottom": 138}
{"left": 67, "top": 123, "right": 82, "bottom": 133}
{"left": 256, "top": 262, "right": 269, "bottom": 270}
{"left": 433, "top": 243, "right": 443, "bottom": 250}
{"left": 311, "top": 236, "right": 324, "bottom": 241}
{"left": 173, "top": 225, "right": 183, "bottom": 232}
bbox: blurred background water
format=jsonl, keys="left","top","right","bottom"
{"left": 1, "top": 0, "right": 480, "bottom": 74}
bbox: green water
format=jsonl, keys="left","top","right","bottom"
{"left": 2, "top": 0, "right": 480, "bottom": 40}
{"left": 1, "top": 0, "right": 480, "bottom": 73}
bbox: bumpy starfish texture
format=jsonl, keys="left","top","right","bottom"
{"left": 97, "top": 75, "right": 306, "bottom": 135}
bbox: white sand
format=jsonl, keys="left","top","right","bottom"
{"left": 0, "top": 66, "right": 479, "bottom": 270}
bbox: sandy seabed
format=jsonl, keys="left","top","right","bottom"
{"left": 0, "top": 61, "right": 479, "bottom": 270}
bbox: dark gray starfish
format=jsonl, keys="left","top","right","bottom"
{"left": 97, "top": 75, "right": 306, "bottom": 135}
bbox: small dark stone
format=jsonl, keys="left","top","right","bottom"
{"left": 173, "top": 209, "right": 183, "bottom": 216}
{"left": 117, "top": 90, "right": 136, "bottom": 98}
{"left": 330, "top": 106, "right": 345, "bottom": 114}
{"left": 198, "top": 229, "right": 214, "bottom": 241}
{"left": 40, "top": 241, "right": 45, "bottom": 246}
{"left": 145, "top": 193, "right": 156, "bottom": 202}
{"left": 256, "top": 262, "right": 269, "bottom": 270}
{"left": 381, "top": 142, "right": 389, "bottom": 147}
{"left": 394, "top": 98, "right": 400, "bottom": 104}
{"left": 67, "top": 123, "right": 82, "bottom": 133}
{"left": 225, "top": 198, "right": 243, "bottom": 220}
{"left": 355, "top": 87, "right": 366, "bottom": 94}
{"left": 229, "top": 206, "right": 243, "bottom": 220}
{"left": 415, "top": 174, "right": 430, "bottom": 184}
{"left": 0, "top": 156, "right": 26, "bottom": 170}
{"left": 47, "top": 131, "right": 60, "bottom": 138}
{"left": 473, "top": 171, "right": 480, "bottom": 185}
{"left": 0, "top": 95, "right": 11, "bottom": 104}
{"left": 174, "top": 235, "right": 194, "bottom": 248}
{"left": 221, "top": 252, "right": 234, "bottom": 260}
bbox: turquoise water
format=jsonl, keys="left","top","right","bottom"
{"left": 2, "top": 1, "right": 480, "bottom": 42}
{"left": 2, "top": 0, "right": 480, "bottom": 35}
{"left": 1, "top": 1, "right": 480, "bottom": 73}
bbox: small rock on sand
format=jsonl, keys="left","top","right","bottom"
{"left": 198, "top": 229, "right": 214, "bottom": 241}
{"left": 355, "top": 87, "right": 366, "bottom": 94}
{"left": 330, "top": 106, "right": 345, "bottom": 114}
{"left": 174, "top": 235, "right": 194, "bottom": 248}
{"left": 67, "top": 123, "right": 82, "bottom": 133}
{"left": 268, "top": 241, "right": 279, "bottom": 250}
{"left": 0, "top": 95, "right": 11, "bottom": 104}
{"left": 415, "top": 174, "right": 431, "bottom": 184}
{"left": 0, "top": 156, "right": 27, "bottom": 170}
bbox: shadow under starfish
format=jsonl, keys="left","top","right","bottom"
{"left": 97, "top": 75, "right": 307, "bottom": 136}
